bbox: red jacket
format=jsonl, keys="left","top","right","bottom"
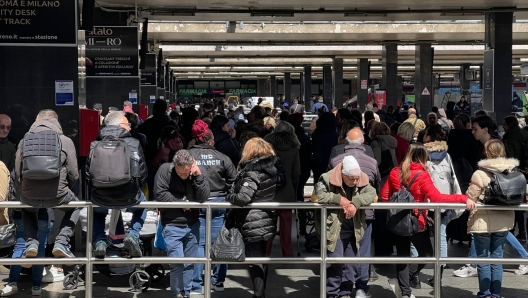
{"left": 391, "top": 133, "right": 410, "bottom": 165}
{"left": 381, "top": 163, "right": 467, "bottom": 228}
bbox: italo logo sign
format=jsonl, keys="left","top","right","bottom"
{"left": 88, "top": 27, "right": 114, "bottom": 36}
{"left": 179, "top": 89, "right": 208, "bottom": 95}
{"left": 228, "top": 89, "right": 257, "bottom": 94}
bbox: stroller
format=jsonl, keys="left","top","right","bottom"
{"left": 63, "top": 210, "right": 165, "bottom": 292}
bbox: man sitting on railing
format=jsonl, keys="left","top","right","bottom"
{"left": 154, "top": 149, "right": 210, "bottom": 298}
{"left": 312, "top": 156, "right": 377, "bottom": 298}
{"left": 85, "top": 111, "right": 148, "bottom": 258}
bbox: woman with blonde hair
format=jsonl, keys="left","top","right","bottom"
{"left": 381, "top": 143, "right": 475, "bottom": 298}
{"left": 226, "top": 138, "right": 278, "bottom": 298}
{"left": 466, "top": 139, "right": 517, "bottom": 298}
{"left": 263, "top": 116, "right": 276, "bottom": 131}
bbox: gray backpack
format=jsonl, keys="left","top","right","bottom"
{"left": 22, "top": 129, "right": 62, "bottom": 180}
{"left": 88, "top": 137, "right": 134, "bottom": 188}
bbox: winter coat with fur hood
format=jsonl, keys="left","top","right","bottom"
{"left": 264, "top": 130, "right": 301, "bottom": 203}
{"left": 424, "top": 141, "right": 461, "bottom": 195}
{"left": 466, "top": 157, "right": 516, "bottom": 233}
{"left": 226, "top": 155, "right": 278, "bottom": 243}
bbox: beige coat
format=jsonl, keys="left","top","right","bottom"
{"left": 466, "top": 157, "right": 516, "bottom": 233}
{"left": 0, "top": 161, "right": 10, "bottom": 225}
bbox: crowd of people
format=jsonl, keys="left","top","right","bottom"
{"left": 0, "top": 94, "right": 527, "bottom": 298}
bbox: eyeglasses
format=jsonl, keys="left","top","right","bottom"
{"left": 0, "top": 125, "right": 11, "bottom": 131}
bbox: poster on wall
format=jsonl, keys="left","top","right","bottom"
{"left": 85, "top": 26, "right": 139, "bottom": 77}
{"left": 141, "top": 53, "right": 156, "bottom": 85}
{"left": 0, "top": 0, "right": 77, "bottom": 45}
{"left": 55, "top": 80, "right": 74, "bottom": 106}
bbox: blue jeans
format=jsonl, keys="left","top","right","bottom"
{"left": 473, "top": 232, "right": 508, "bottom": 298}
{"left": 192, "top": 197, "right": 227, "bottom": 293}
{"left": 10, "top": 215, "right": 52, "bottom": 287}
{"left": 164, "top": 222, "right": 199, "bottom": 296}
{"left": 355, "top": 220, "right": 372, "bottom": 293}
{"left": 92, "top": 192, "right": 147, "bottom": 245}
{"left": 469, "top": 231, "right": 527, "bottom": 267}
{"left": 327, "top": 234, "right": 358, "bottom": 296}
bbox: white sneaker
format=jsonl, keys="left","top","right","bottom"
{"left": 355, "top": 289, "right": 372, "bottom": 298}
{"left": 515, "top": 264, "right": 528, "bottom": 275}
{"left": 453, "top": 265, "right": 478, "bottom": 277}
{"left": 42, "top": 266, "right": 65, "bottom": 283}
{"left": 0, "top": 282, "right": 18, "bottom": 296}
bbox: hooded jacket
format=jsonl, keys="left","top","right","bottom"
{"left": 154, "top": 162, "right": 210, "bottom": 227}
{"left": 226, "top": 155, "right": 278, "bottom": 243}
{"left": 85, "top": 126, "right": 148, "bottom": 206}
{"left": 391, "top": 133, "right": 410, "bottom": 165}
{"left": 381, "top": 163, "right": 468, "bottom": 229}
{"left": 466, "top": 157, "right": 516, "bottom": 233}
{"left": 152, "top": 137, "right": 184, "bottom": 167}
{"left": 503, "top": 126, "right": 528, "bottom": 169}
{"left": 0, "top": 138, "right": 15, "bottom": 172}
{"left": 437, "top": 108, "right": 454, "bottom": 129}
{"left": 312, "top": 164, "right": 377, "bottom": 252}
{"left": 213, "top": 129, "right": 241, "bottom": 166}
{"left": 240, "top": 119, "right": 271, "bottom": 139}
{"left": 447, "top": 129, "right": 479, "bottom": 171}
{"left": 424, "top": 141, "right": 461, "bottom": 195}
{"left": 370, "top": 134, "right": 398, "bottom": 173}
{"left": 264, "top": 130, "right": 301, "bottom": 203}
{"left": 188, "top": 144, "right": 237, "bottom": 197}
{"left": 15, "top": 118, "right": 78, "bottom": 200}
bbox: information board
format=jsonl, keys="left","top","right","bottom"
{"left": 0, "top": 0, "right": 77, "bottom": 45}
{"left": 86, "top": 26, "right": 139, "bottom": 77}
{"left": 141, "top": 53, "right": 156, "bottom": 85}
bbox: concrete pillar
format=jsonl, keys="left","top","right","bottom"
{"left": 332, "top": 58, "right": 344, "bottom": 108}
{"left": 300, "top": 72, "right": 304, "bottom": 103}
{"left": 323, "top": 65, "right": 333, "bottom": 109}
{"left": 356, "top": 58, "right": 370, "bottom": 110}
{"left": 415, "top": 44, "right": 434, "bottom": 118}
{"left": 382, "top": 44, "right": 399, "bottom": 107}
{"left": 304, "top": 66, "right": 312, "bottom": 105}
{"left": 484, "top": 12, "right": 513, "bottom": 122}
{"left": 257, "top": 79, "right": 267, "bottom": 97}
{"left": 270, "top": 75, "right": 277, "bottom": 106}
{"left": 283, "top": 72, "right": 292, "bottom": 104}
{"left": 396, "top": 76, "right": 403, "bottom": 106}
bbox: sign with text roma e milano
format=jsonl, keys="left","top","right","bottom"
{"left": 0, "top": 0, "right": 77, "bottom": 45}
{"left": 85, "top": 26, "right": 139, "bottom": 77}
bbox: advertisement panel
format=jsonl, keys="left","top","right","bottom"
{"left": 85, "top": 26, "right": 139, "bottom": 77}
{"left": 0, "top": 0, "right": 77, "bottom": 45}
{"left": 141, "top": 53, "right": 156, "bottom": 85}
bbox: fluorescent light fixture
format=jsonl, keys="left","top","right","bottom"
{"left": 250, "top": 12, "right": 295, "bottom": 17}
{"left": 520, "top": 58, "right": 528, "bottom": 62}
{"left": 344, "top": 12, "right": 387, "bottom": 17}
{"left": 151, "top": 12, "right": 195, "bottom": 16}
{"left": 440, "top": 12, "right": 483, "bottom": 16}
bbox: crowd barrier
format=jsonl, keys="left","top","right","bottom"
{"left": 1, "top": 200, "right": 528, "bottom": 298}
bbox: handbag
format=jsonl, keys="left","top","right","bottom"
{"left": 0, "top": 224, "right": 16, "bottom": 249}
{"left": 211, "top": 211, "right": 245, "bottom": 262}
{"left": 154, "top": 215, "right": 167, "bottom": 252}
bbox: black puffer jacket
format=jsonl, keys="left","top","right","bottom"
{"left": 213, "top": 130, "right": 241, "bottom": 166}
{"left": 85, "top": 126, "right": 147, "bottom": 206}
{"left": 503, "top": 126, "right": 528, "bottom": 169}
{"left": 226, "top": 155, "right": 277, "bottom": 243}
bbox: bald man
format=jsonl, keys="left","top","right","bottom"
{"left": 327, "top": 127, "right": 380, "bottom": 297}
{"left": 0, "top": 114, "right": 15, "bottom": 172}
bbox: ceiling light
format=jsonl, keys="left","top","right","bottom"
{"left": 250, "top": 12, "right": 295, "bottom": 17}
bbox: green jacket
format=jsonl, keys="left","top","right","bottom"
{"left": 312, "top": 163, "right": 377, "bottom": 252}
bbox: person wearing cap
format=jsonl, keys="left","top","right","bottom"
{"left": 403, "top": 108, "right": 426, "bottom": 138}
{"left": 311, "top": 96, "right": 329, "bottom": 114}
{"left": 312, "top": 156, "right": 377, "bottom": 298}
{"left": 93, "top": 103, "right": 104, "bottom": 125}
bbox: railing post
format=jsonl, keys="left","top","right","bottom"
{"left": 320, "top": 206, "right": 327, "bottom": 298}
{"left": 85, "top": 204, "right": 93, "bottom": 298}
{"left": 204, "top": 204, "right": 213, "bottom": 298}
{"left": 433, "top": 207, "right": 442, "bottom": 298}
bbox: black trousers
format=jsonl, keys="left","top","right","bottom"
{"left": 246, "top": 240, "right": 268, "bottom": 298}
{"left": 393, "top": 231, "right": 434, "bottom": 297}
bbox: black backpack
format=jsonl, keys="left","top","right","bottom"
{"left": 479, "top": 168, "right": 526, "bottom": 206}
{"left": 88, "top": 136, "right": 138, "bottom": 188}
{"left": 21, "top": 129, "right": 62, "bottom": 180}
{"left": 386, "top": 171, "right": 423, "bottom": 236}
{"left": 274, "top": 156, "right": 287, "bottom": 189}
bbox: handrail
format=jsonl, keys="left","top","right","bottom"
{"left": 2, "top": 200, "right": 527, "bottom": 298}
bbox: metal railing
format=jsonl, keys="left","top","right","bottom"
{"left": 2, "top": 201, "right": 528, "bottom": 298}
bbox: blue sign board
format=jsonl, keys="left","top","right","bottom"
{"left": 55, "top": 81, "right": 74, "bottom": 106}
